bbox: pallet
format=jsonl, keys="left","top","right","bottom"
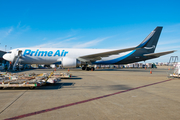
{"left": 52, "top": 72, "right": 72, "bottom": 79}
{"left": 169, "top": 74, "right": 180, "bottom": 78}
{"left": 0, "top": 71, "right": 69, "bottom": 88}
{"left": 0, "top": 72, "right": 47, "bottom": 88}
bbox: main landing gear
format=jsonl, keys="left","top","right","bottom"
{"left": 82, "top": 65, "right": 95, "bottom": 71}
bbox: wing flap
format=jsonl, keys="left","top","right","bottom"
{"left": 143, "top": 50, "right": 176, "bottom": 57}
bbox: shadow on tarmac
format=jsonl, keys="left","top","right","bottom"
{"left": 107, "top": 85, "right": 132, "bottom": 90}
{"left": 67, "top": 77, "right": 82, "bottom": 80}
{"left": 0, "top": 83, "right": 132, "bottom": 91}
{"left": 72, "top": 84, "right": 132, "bottom": 91}
{"left": 36, "top": 82, "right": 75, "bottom": 90}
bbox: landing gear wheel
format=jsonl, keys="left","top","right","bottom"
{"left": 29, "top": 87, "right": 35, "bottom": 89}
{"left": 85, "top": 67, "right": 90, "bottom": 71}
{"left": 91, "top": 67, "right": 95, "bottom": 71}
{"left": 82, "top": 67, "right": 85, "bottom": 70}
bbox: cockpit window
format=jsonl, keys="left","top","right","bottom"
{"left": 7, "top": 51, "right": 12, "bottom": 53}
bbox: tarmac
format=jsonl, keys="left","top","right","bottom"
{"left": 0, "top": 66, "right": 180, "bottom": 120}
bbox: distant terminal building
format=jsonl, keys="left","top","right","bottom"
{"left": 0, "top": 50, "right": 7, "bottom": 63}
{"left": 0, "top": 50, "right": 8, "bottom": 70}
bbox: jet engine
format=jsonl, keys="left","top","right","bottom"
{"left": 61, "top": 57, "right": 84, "bottom": 68}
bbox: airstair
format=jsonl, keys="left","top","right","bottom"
{"left": 11, "top": 50, "right": 22, "bottom": 71}
{"left": 167, "top": 56, "right": 179, "bottom": 78}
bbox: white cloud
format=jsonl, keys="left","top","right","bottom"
{"left": 60, "top": 37, "right": 77, "bottom": 42}
{"left": 42, "top": 37, "right": 47, "bottom": 40}
{"left": 32, "top": 37, "right": 77, "bottom": 48}
{"left": 4, "top": 27, "right": 13, "bottom": 37}
{"left": 156, "top": 45, "right": 180, "bottom": 51}
{"left": 158, "top": 39, "right": 180, "bottom": 45}
{"left": 32, "top": 36, "right": 110, "bottom": 48}
{"left": 72, "top": 37, "right": 110, "bottom": 48}
{"left": 163, "top": 23, "right": 180, "bottom": 33}
{"left": 0, "top": 21, "right": 30, "bottom": 41}
{"left": 0, "top": 27, "right": 14, "bottom": 40}
{"left": 17, "top": 21, "right": 21, "bottom": 28}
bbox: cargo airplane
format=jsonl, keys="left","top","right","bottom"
{"left": 3, "top": 27, "right": 175, "bottom": 70}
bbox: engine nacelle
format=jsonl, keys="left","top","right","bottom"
{"left": 61, "top": 57, "right": 82, "bottom": 68}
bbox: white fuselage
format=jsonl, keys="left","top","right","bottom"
{"left": 3, "top": 48, "right": 131, "bottom": 64}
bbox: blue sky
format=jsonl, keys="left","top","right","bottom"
{"left": 0, "top": 0, "right": 180, "bottom": 63}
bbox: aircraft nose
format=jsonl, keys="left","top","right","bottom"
{"left": 3, "top": 54, "right": 12, "bottom": 62}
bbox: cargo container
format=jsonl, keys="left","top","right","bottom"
{"left": 128, "top": 64, "right": 134, "bottom": 68}
{"left": 134, "top": 63, "right": 139, "bottom": 68}
{"left": 138, "top": 63, "right": 143, "bottom": 68}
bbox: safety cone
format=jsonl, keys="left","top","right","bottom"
{"left": 150, "top": 69, "right": 152, "bottom": 74}
{"left": 68, "top": 68, "right": 70, "bottom": 72}
{"left": 145, "top": 66, "right": 147, "bottom": 70}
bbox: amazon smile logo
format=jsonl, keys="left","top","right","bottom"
{"left": 144, "top": 45, "right": 155, "bottom": 49}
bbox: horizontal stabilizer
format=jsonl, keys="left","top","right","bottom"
{"left": 143, "top": 50, "right": 176, "bottom": 57}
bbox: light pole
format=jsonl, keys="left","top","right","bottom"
{"left": 10, "top": 47, "right": 12, "bottom": 50}
{"left": 5, "top": 45, "right": 7, "bottom": 52}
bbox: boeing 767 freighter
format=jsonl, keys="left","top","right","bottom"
{"left": 3, "top": 27, "right": 175, "bottom": 70}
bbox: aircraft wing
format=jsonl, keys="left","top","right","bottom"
{"left": 78, "top": 47, "right": 137, "bottom": 62}
{"left": 143, "top": 50, "right": 176, "bottom": 57}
